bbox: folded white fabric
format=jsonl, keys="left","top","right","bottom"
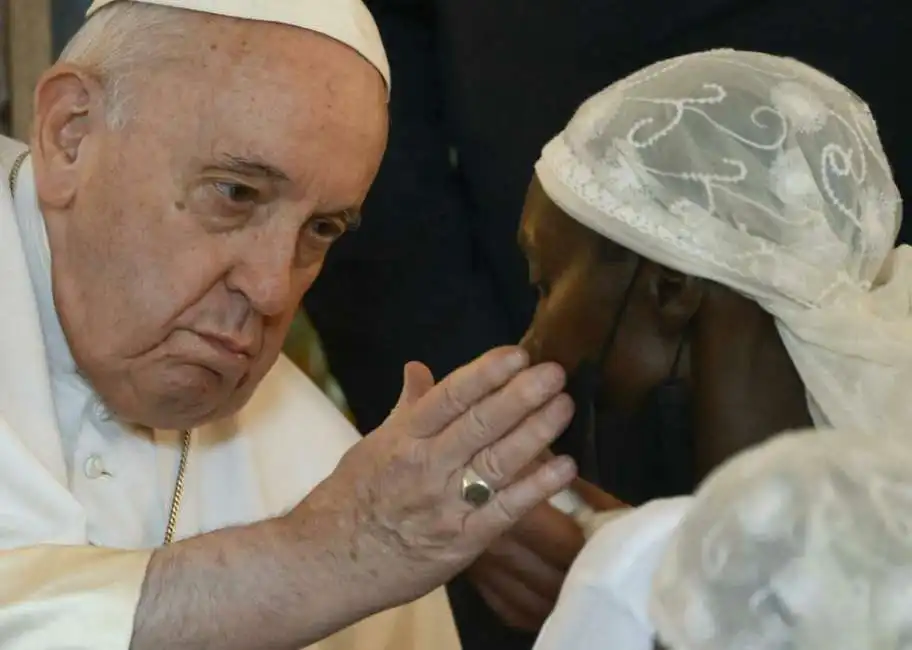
{"left": 652, "top": 426, "right": 912, "bottom": 650}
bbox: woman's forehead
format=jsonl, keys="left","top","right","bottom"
{"left": 521, "top": 179, "right": 584, "bottom": 247}
{"left": 520, "top": 178, "right": 625, "bottom": 262}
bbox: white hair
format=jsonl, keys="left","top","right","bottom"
{"left": 58, "top": 2, "right": 193, "bottom": 127}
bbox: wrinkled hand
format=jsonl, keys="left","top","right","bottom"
{"left": 467, "top": 465, "right": 627, "bottom": 632}
{"left": 293, "top": 347, "right": 578, "bottom": 609}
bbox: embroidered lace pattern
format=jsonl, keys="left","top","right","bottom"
{"left": 534, "top": 49, "right": 910, "bottom": 435}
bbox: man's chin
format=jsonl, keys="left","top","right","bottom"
{"left": 119, "top": 374, "right": 259, "bottom": 431}
{"left": 133, "top": 395, "right": 248, "bottom": 431}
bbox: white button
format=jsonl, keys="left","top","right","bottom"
{"left": 84, "top": 455, "right": 108, "bottom": 479}
{"left": 92, "top": 400, "right": 111, "bottom": 422}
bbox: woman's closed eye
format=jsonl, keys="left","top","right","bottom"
{"left": 527, "top": 259, "right": 550, "bottom": 299}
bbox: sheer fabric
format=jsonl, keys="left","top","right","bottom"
{"left": 535, "top": 49, "right": 909, "bottom": 434}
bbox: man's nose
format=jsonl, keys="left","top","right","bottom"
{"left": 227, "top": 235, "right": 298, "bottom": 317}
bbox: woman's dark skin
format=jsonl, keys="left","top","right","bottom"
{"left": 468, "top": 176, "right": 814, "bottom": 633}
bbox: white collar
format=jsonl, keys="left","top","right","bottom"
{"left": 11, "top": 155, "right": 80, "bottom": 377}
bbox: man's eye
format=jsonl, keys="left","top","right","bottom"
{"left": 307, "top": 216, "right": 346, "bottom": 242}
{"left": 214, "top": 181, "right": 259, "bottom": 203}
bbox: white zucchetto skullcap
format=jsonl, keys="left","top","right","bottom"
{"left": 86, "top": 0, "right": 390, "bottom": 92}
{"left": 651, "top": 426, "right": 912, "bottom": 650}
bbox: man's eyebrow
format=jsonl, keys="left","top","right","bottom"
{"left": 340, "top": 208, "right": 362, "bottom": 230}
{"left": 215, "top": 154, "right": 362, "bottom": 229}
{"left": 313, "top": 207, "right": 363, "bottom": 231}
{"left": 215, "top": 154, "right": 290, "bottom": 181}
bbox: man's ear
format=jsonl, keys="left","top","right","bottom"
{"left": 644, "top": 261, "right": 704, "bottom": 335}
{"left": 31, "top": 64, "right": 107, "bottom": 208}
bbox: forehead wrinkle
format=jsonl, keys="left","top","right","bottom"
{"left": 185, "top": 15, "right": 387, "bottom": 133}
{"left": 128, "top": 18, "right": 385, "bottom": 216}
{"left": 140, "top": 10, "right": 383, "bottom": 108}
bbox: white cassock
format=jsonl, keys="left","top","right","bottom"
{"left": 533, "top": 498, "right": 693, "bottom": 650}
{"left": 0, "top": 136, "right": 460, "bottom": 650}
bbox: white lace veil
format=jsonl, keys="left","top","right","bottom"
{"left": 534, "top": 49, "right": 909, "bottom": 433}
{"left": 649, "top": 427, "right": 912, "bottom": 650}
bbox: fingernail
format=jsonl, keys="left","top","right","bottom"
{"left": 548, "top": 394, "right": 574, "bottom": 422}
{"left": 550, "top": 455, "right": 577, "bottom": 481}
{"left": 536, "top": 364, "right": 565, "bottom": 392}
{"left": 506, "top": 348, "right": 529, "bottom": 372}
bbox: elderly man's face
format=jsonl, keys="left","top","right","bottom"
{"left": 31, "top": 18, "right": 388, "bottom": 429}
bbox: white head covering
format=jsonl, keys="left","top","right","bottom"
{"left": 649, "top": 427, "right": 912, "bottom": 650}
{"left": 86, "top": 0, "right": 390, "bottom": 92}
{"left": 535, "top": 49, "right": 909, "bottom": 434}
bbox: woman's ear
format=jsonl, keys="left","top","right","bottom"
{"left": 30, "top": 64, "right": 106, "bottom": 208}
{"left": 644, "top": 261, "right": 704, "bottom": 335}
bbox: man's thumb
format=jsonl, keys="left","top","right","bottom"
{"left": 392, "top": 361, "right": 435, "bottom": 413}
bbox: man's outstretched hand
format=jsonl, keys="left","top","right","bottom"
{"left": 134, "top": 347, "right": 582, "bottom": 650}
{"left": 291, "top": 347, "right": 582, "bottom": 609}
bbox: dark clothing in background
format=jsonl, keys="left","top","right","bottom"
{"left": 304, "top": 2, "right": 910, "bottom": 649}
{"left": 51, "top": 0, "right": 93, "bottom": 57}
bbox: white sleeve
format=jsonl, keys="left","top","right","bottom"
{"left": 0, "top": 416, "right": 151, "bottom": 650}
{"left": 0, "top": 545, "right": 151, "bottom": 650}
{"left": 534, "top": 581, "right": 651, "bottom": 650}
{"left": 533, "top": 497, "right": 694, "bottom": 650}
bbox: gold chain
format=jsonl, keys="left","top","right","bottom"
{"left": 8, "top": 149, "right": 191, "bottom": 546}
{"left": 163, "top": 431, "right": 192, "bottom": 545}
{"left": 8, "top": 149, "right": 28, "bottom": 194}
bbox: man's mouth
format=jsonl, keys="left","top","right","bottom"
{"left": 195, "top": 331, "right": 257, "bottom": 358}
{"left": 188, "top": 332, "right": 258, "bottom": 378}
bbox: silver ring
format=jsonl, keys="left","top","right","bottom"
{"left": 461, "top": 467, "right": 494, "bottom": 508}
